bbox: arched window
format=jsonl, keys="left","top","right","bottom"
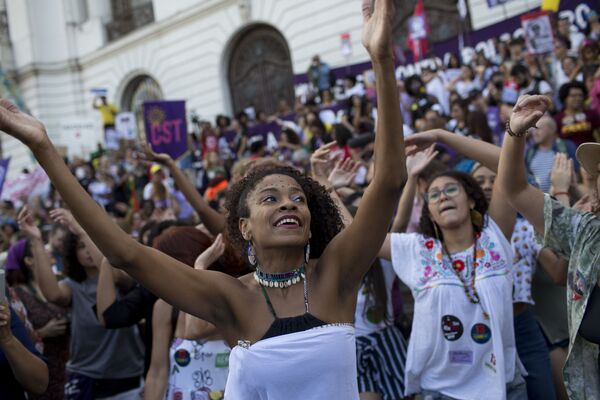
{"left": 121, "top": 74, "right": 163, "bottom": 139}
{"left": 227, "top": 25, "right": 294, "bottom": 116}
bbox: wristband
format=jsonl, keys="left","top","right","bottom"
{"left": 506, "top": 121, "right": 526, "bottom": 138}
{"left": 552, "top": 191, "right": 569, "bottom": 197}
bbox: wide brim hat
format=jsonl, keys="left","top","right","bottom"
{"left": 576, "top": 142, "right": 600, "bottom": 177}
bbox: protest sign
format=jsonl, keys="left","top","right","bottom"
{"left": 143, "top": 100, "right": 188, "bottom": 159}
{"left": 522, "top": 11, "right": 554, "bottom": 54}
{"left": 115, "top": 112, "right": 137, "bottom": 140}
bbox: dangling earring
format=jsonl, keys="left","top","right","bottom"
{"left": 433, "top": 222, "right": 441, "bottom": 241}
{"left": 304, "top": 243, "right": 311, "bottom": 264}
{"left": 247, "top": 242, "right": 257, "bottom": 267}
{"left": 470, "top": 209, "right": 484, "bottom": 230}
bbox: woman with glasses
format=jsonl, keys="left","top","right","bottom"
{"left": 379, "top": 139, "right": 527, "bottom": 398}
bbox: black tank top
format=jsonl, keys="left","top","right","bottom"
{"left": 258, "top": 279, "right": 326, "bottom": 340}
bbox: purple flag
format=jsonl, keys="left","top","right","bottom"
{"left": 0, "top": 158, "right": 10, "bottom": 198}
{"left": 143, "top": 100, "right": 188, "bottom": 159}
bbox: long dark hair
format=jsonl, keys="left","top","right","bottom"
{"left": 62, "top": 231, "right": 88, "bottom": 282}
{"left": 419, "top": 171, "right": 489, "bottom": 241}
{"left": 362, "top": 259, "right": 390, "bottom": 326}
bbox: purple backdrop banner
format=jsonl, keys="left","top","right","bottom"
{"left": 143, "top": 100, "right": 188, "bottom": 159}
{"left": 294, "top": 0, "right": 598, "bottom": 83}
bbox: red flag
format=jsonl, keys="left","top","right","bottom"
{"left": 407, "top": 0, "right": 428, "bottom": 61}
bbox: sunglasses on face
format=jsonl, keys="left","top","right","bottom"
{"left": 424, "top": 183, "right": 461, "bottom": 204}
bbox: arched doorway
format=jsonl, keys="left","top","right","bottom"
{"left": 120, "top": 74, "right": 163, "bottom": 139}
{"left": 228, "top": 25, "right": 294, "bottom": 116}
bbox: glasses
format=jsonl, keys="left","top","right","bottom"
{"left": 424, "top": 183, "right": 461, "bottom": 204}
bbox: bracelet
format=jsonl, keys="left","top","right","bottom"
{"left": 552, "top": 191, "right": 569, "bottom": 197}
{"left": 506, "top": 121, "right": 526, "bottom": 138}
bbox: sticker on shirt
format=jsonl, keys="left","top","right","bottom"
{"left": 215, "top": 352, "right": 230, "bottom": 368}
{"left": 174, "top": 349, "right": 191, "bottom": 367}
{"left": 441, "top": 315, "right": 464, "bottom": 341}
{"left": 483, "top": 352, "right": 497, "bottom": 375}
{"left": 568, "top": 269, "right": 587, "bottom": 301}
{"left": 471, "top": 323, "right": 492, "bottom": 344}
{"left": 449, "top": 350, "right": 473, "bottom": 365}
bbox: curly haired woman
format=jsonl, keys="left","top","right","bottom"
{"left": 0, "top": 1, "right": 406, "bottom": 398}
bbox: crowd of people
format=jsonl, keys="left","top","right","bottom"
{"left": 0, "top": 1, "right": 599, "bottom": 399}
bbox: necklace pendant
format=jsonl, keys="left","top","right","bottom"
{"left": 483, "top": 311, "right": 490, "bottom": 320}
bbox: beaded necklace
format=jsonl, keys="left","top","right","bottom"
{"left": 253, "top": 264, "right": 306, "bottom": 288}
{"left": 441, "top": 235, "right": 490, "bottom": 320}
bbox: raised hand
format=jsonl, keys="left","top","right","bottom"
{"left": 17, "top": 205, "right": 42, "bottom": 241}
{"left": 509, "top": 95, "right": 552, "bottom": 136}
{"left": 550, "top": 153, "right": 573, "bottom": 194}
{"left": 194, "top": 233, "right": 225, "bottom": 270}
{"left": 406, "top": 145, "right": 439, "bottom": 177}
{"left": 328, "top": 158, "right": 360, "bottom": 189}
{"left": 405, "top": 130, "right": 442, "bottom": 156}
{"left": 361, "top": 0, "right": 394, "bottom": 63}
{"left": 137, "top": 143, "right": 172, "bottom": 165}
{"left": 0, "top": 99, "right": 47, "bottom": 149}
{"left": 310, "top": 142, "right": 337, "bottom": 182}
{"left": 49, "top": 208, "right": 84, "bottom": 235}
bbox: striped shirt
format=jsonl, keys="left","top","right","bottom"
{"left": 529, "top": 148, "right": 555, "bottom": 193}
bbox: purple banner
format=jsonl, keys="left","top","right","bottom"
{"left": 0, "top": 158, "right": 10, "bottom": 198}
{"left": 143, "top": 100, "right": 188, "bottom": 160}
{"left": 294, "top": 0, "right": 598, "bottom": 83}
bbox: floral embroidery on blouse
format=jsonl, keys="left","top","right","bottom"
{"left": 414, "top": 219, "right": 509, "bottom": 292}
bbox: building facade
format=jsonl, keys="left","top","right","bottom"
{"left": 0, "top": 0, "right": 546, "bottom": 176}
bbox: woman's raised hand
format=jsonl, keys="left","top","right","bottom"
{"left": 509, "top": 95, "right": 552, "bottom": 136}
{"left": 138, "top": 143, "right": 172, "bottom": 165}
{"left": 406, "top": 145, "right": 439, "bottom": 177}
{"left": 194, "top": 233, "right": 225, "bottom": 270}
{"left": 405, "top": 130, "right": 442, "bottom": 156}
{"left": 0, "top": 99, "right": 47, "bottom": 149}
{"left": 361, "top": 0, "right": 394, "bottom": 63}
{"left": 17, "top": 205, "right": 42, "bottom": 241}
{"left": 49, "top": 208, "right": 84, "bottom": 236}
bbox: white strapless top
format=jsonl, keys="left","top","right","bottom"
{"left": 225, "top": 324, "right": 358, "bottom": 399}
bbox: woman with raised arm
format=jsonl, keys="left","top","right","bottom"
{"left": 379, "top": 133, "right": 526, "bottom": 398}
{"left": 403, "top": 129, "right": 562, "bottom": 399}
{"left": 0, "top": 1, "right": 405, "bottom": 398}
{"left": 497, "top": 94, "right": 600, "bottom": 400}
{"left": 17, "top": 207, "right": 145, "bottom": 400}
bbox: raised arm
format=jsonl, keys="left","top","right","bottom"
{"left": 17, "top": 206, "right": 72, "bottom": 307}
{"left": 323, "top": 0, "right": 406, "bottom": 289}
{"left": 391, "top": 146, "right": 438, "bottom": 233}
{"left": 144, "top": 300, "right": 173, "bottom": 400}
{"left": 0, "top": 100, "right": 241, "bottom": 329}
{"left": 497, "top": 95, "right": 552, "bottom": 234}
{"left": 406, "top": 129, "right": 501, "bottom": 173}
{"left": 310, "top": 142, "right": 356, "bottom": 227}
{"left": 0, "top": 302, "right": 49, "bottom": 395}
{"left": 140, "top": 144, "right": 225, "bottom": 235}
{"left": 96, "top": 258, "right": 118, "bottom": 326}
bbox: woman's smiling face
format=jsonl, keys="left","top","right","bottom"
{"left": 240, "top": 174, "right": 311, "bottom": 251}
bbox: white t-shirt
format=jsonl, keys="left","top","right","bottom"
{"left": 354, "top": 260, "right": 396, "bottom": 337}
{"left": 390, "top": 217, "right": 516, "bottom": 399}
{"left": 510, "top": 218, "right": 541, "bottom": 305}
